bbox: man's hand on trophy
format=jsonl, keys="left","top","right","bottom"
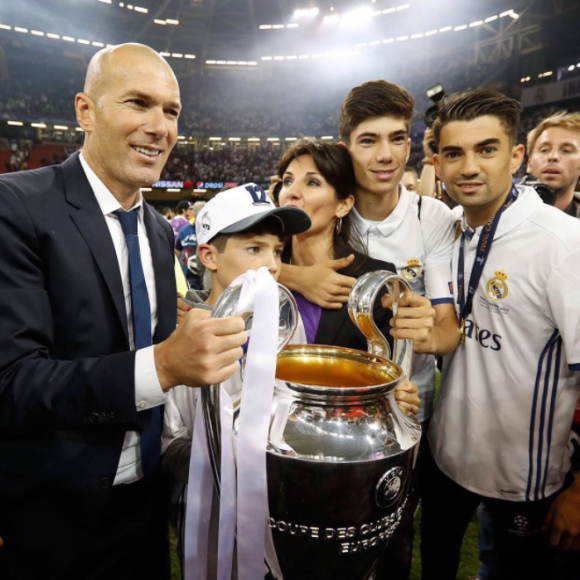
{"left": 154, "top": 308, "right": 247, "bottom": 391}
{"left": 383, "top": 292, "right": 436, "bottom": 353}
{"left": 394, "top": 380, "right": 420, "bottom": 416}
{"left": 542, "top": 476, "right": 580, "bottom": 551}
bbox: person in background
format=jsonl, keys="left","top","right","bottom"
{"left": 527, "top": 111, "right": 580, "bottom": 216}
{"left": 161, "top": 206, "right": 174, "bottom": 221}
{"left": 176, "top": 201, "right": 206, "bottom": 289}
{"left": 170, "top": 199, "right": 192, "bottom": 241}
{"left": 418, "top": 127, "right": 438, "bottom": 198}
{"left": 401, "top": 166, "right": 419, "bottom": 192}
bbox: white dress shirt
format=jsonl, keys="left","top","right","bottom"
{"left": 79, "top": 153, "right": 167, "bottom": 485}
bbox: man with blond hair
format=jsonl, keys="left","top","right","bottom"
{"left": 527, "top": 111, "right": 580, "bottom": 216}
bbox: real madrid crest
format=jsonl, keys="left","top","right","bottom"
{"left": 401, "top": 258, "right": 422, "bottom": 281}
{"left": 486, "top": 270, "right": 508, "bottom": 301}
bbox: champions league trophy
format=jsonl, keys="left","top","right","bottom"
{"left": 202, "top": 271, "right": 421, "bottom": 580}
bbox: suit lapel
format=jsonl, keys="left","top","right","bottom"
{"left": 143, "top": 203, "right": 176, "bottom": 343}
{"left": 63, "top": 153, "right": 129, "bottom": 344}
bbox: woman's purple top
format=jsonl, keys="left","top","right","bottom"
{"left": 292, "top": 291, "right": 322, "bottom": 344}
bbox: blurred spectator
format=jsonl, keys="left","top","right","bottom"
{"left": 402, "top": 166, "right": 419, "bottom": 192}
{"left": 170, "top": 201, "right": 192, "bottom": 242}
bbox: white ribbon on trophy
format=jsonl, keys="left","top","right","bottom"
{"left": 184, "top": 267, "right": 280, "bottom": 580}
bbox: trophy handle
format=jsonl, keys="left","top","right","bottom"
{"left": 348, "top": 270, "right": 414, "bottom": 379}
{"left": 201, "top": 279, "right": 299, "bottom": 490}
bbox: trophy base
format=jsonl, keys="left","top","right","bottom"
{"left": 266, "top": 451, "right": 413, "bottom": 580}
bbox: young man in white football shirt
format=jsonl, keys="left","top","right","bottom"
{"left": 279, "top": 80, "right": 460, "bottom": 579}
{"left": 422, "top": 89, "right": 580, "bottom": 580}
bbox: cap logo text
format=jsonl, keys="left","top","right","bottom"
{"left": 245, "top": 184, "right": 270, "bottom": 206}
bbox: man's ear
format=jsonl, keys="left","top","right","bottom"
{"left": 198, "top": 244, "right": 218, "bottom": 272}
{"left": 75, "top": 92, "right": 95, "bottom": 133}
{"left": 510, "top": 144, "right": 526, "bottom": 176}
{"left": 433, "top": 154, "right": 442, "bottom": 180}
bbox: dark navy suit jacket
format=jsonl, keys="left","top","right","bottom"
{"left": 0, "top": 152, "right": 176, "bottom": 508}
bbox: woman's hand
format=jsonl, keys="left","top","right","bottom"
{"left": 177, "top": 293, "right": 192, "bottom": 324}
{"left": 394, "top": 380, "right": 421, "bottom": 416}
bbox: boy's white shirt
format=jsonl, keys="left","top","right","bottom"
{"left": 162, "top": 314, "right": 307, "bottom": 453}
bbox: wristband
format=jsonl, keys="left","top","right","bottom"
{"left": 422, "top": 158, "right": 434, "bottom": 166}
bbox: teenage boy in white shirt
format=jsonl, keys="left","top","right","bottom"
{"left": 279, "top": 80, "right": 461, "bottom": 579}
{"left": 423, "top": 89, "right": 580, "bottom": 580}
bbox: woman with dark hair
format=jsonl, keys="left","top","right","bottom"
{"left": 277, "top": 138, "right": 420, "bottom": 415}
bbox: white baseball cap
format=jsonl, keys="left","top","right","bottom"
{"left": 195, "top": 183, "right": 311, "bottom": 245}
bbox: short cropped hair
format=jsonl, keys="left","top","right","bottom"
{"left": 209, "top": 216, "right": 285, "bottom": 253}
{"left": 433, "top": 89, "right": 521, "bottom": 146}
{"left": 403, "top": 166, "right": 418, "bottom": 179}
{"left": 526, "top": 111, "right": 580, "bottom": 154}
{"left": 339, "top": 80, "right": 415, "bottom": 144}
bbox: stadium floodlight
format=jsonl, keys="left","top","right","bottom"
{"left": 166, "top": 19, "right": 179, "bottom": 25}
{"left": 14, "top": 27, "right": 28, "bottom": 33}
{"left": 31, "top": 123, "right": 47, "bottom": 128}
{"left": 98, "top": 0, "right": 112, "bottom": 3}
{"left": 396, "top": 35, "right": 409, "bottom": 41}
{"left": 247, "top": 138, "right": 260, "bottom": 142}
{"left": 259, "top": 25, "right": 272, "bottom": 29}
{"left": 194, "top": 189, "right": 207, "bottom": 193}
{"left": 410, "top": 33, "right": 424, "bottom": 39}
{"left": 286, "top": 55, "right": 297, "bottom": 60}
{"left": 568, "top": 65, "right": 576, "bottom": 71}
{"left": 172, "top": 53, "right": 183, "bottom": 58}
{"left": 227, "top": 60, "right": 236, "bottom": 64}
{"left": 425, "top": 30, "right": 437, "bottom": 36}
{"left": 247, "top": 62, "right": 258, "bottom": 66}
{"left": 272, "top": 25, "right": 285, "bottom": 29}
{"left": 63, "top": 36, "right": 75, "bottom": 42}
{"left": 0, "top": 24, "right": 11, "bottom": 30}
{"left": 508, "top": 11, "right": 519, "bottom": 19}
{"left": 294, "top": 8, "right": 319, "bottom": 18}
{"left": 141, "top": 188, "right": 152, "bottom": 192}
{"left": 236, "top": 61, "right": 247, "bottom": 65}
{"left": 75, "top": 127, "right": 84, "bottom": 132}
{"left": 167, "top": 189, "right": 181, "bottom": 192}
{"left": 77, "top": 39, "right": 90, "bottom": 44}
{"left": 8, "top": 121, "right": 24, "bottom": 126}
{"left": 206, "top": 60, "right": 216, "bottom": 64}
{"left": 54, "top": 125, "right": 69, "bottom": 130}
{"left": 31, "top": 30, "right": 44, "bottom": 36}
{"left": 286, "top": 23, "right": 299, "bottom": 28}
{"left": 261, "top": 56, "right": 272, "bottom": 61}
{"left": 209, "top": 137, "right": 222, "bottom": 141}
{"left": 382, "top": 38, "right": 394, "bottom": 43}
{"left": 499, "top": 10, "right": 512, "bottom": 17}
{"left": 185, "top": 54, "right": 196, "bottom": 59}
{"left": 178, "top": 136, "right": 186, "bottom": 140}
{"left": 47, "top": 33, "right": 60, "bottom": 39}
{"left": 485, "top": 15, "right": 498, "bottom": 23}
{"left": 134, "top": 6, "right": 148, "bottom": 13}
{"left": 93, "top": 41, "right": 104, "bottom": 47}
{"left": 342, "top": 7, "right": 373, "bottom": 24}
{"left": 228, "top": 137, "right": 241, "bottom": 141}
{"left": 267, "top": 138, "right": 280, "bottom": 142}
{"left": 469, "top": 20, "right": 483, "bottom": 27}
{"left": 439, "top": 26, "right": 452, "bottom": 33}
{"left": 160, "top": 52, "right": 170, "bottom": 57}
{"left": 216, "top": 60, "right": 226, "bottom": 65}
{"left": 285, "top": 137, "right": 297, "bottom": 141}
{"left": 154, "top": 19, "right": 167, "bottom": 25}
{"left": 273, "top": 56, "right": 285, "bottom": 60}
{"left": 323, "top": 14, "right": 340, "bottom": 24}
{"left": 453, "top": 25, "right": 467, "bottom": 31}
{"left": 321, "top": 136, "right": 333, "bottom": 140}
{"left": 299, "top": 54, "right": 310, "bottom": 59}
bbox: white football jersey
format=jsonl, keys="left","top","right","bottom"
{"left": 429, "top": 186, "right": 580, "bottom": 501}
{"left": 350, "top": 185, "right": 456, "bottom": 422}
